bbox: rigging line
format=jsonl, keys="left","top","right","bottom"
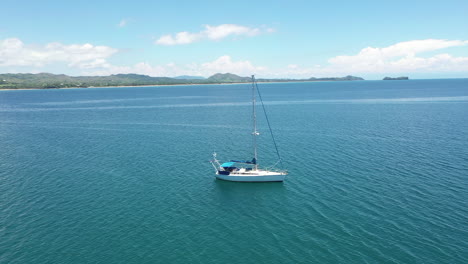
{"left": 254, "top": 80, "right": 284, "bottom": 170}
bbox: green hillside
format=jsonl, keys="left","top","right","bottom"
{"left": 0, "top": 73, "right": 364, "bottom": 89}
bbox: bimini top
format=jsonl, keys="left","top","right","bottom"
{"left": 220, "top": 159, "right": 257, "bottom": 168}
{"left": 220, "top": 162, "right": 237, "bottom": 167}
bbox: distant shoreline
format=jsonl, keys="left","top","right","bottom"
{"left": 0, "top": 79, "right": 368, "bottom": 91}
{"left": 0, "top": 72, "right": 364, "bottom": 90}
{"left": 4, "top": 78, "right": 468, "bottom": 91}
{"left": 0, "top": 82, "right": 246, "bottom": 91}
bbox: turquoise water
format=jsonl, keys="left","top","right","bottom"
{"left": 1, "top": 80, "right": 467, "bottom": 263}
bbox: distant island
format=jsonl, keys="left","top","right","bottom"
{"left": 383, "top": 76, "right": 409, "bottom": 80}
{"left": 0, "top": 72, "right": 364, "bottom": 90}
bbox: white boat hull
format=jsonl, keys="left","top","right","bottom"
{"left": 210, "top": 76, "right": 287, "bottom": 183}
{"left": 215, "top": 171, "right": 286, "bottom": 182}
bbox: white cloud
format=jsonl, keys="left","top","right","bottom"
{"left": 84, "top": 55, "right": 268, "bottom": 77}
{"left": 0, "top": 38, "right": 118, "bottom": 69}
{"left": 326, "top": 39, "right": 468, "bottom": 74}
{"left": 201, "top": 55, "right": 265, "bottom": 74}
{"left": 156, "top": 32, "right": 201, "bottom": 46}
{"left": 154, "top": 38, "right": 468, "bottom": 77}
{"left": 80, "top": 38, "right": 468, "bottom": 79}
{"left": 203, "top": 24, "right": 260, "bottom": 40}
{"left": 3, "top": 37, "right": 467, "bottom": 79}
{"left": 155, "top": 24, "right": 268, "bottom": 45}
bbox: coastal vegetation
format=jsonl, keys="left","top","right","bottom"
{"left": 0, "top": 72, "right": 364, "bottom": 89}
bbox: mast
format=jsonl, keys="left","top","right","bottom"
{"left": 252, "top": 75, "right": 258, "bottom": 170}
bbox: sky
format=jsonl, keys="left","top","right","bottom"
{"left": 1, "top": 0, "right": 467, "bottom": 79}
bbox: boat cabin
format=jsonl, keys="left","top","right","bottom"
{"left": 218, "top": 160, "right": 256, "bottom": 175}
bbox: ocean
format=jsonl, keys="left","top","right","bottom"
{"left": 1, "top": 79, "right": 467, "bottom": 263}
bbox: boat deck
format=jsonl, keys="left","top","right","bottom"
{"left": 228, "top": 169, "right": 285, "bottom": 176}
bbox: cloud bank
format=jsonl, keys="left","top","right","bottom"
{"left": 0, "top": 38, "right": 117, "bottom": 69}
{"left": 327, "top": 39, "right": 468, "bottom": 74}
{"left": 83, "top": 55, "right": 267, "bottom": 77}
{"left": 155, "top": 24, "right": 266, "bottom": 45}
{"left": 1, "top": 38, "right": 467, "bottom": 78}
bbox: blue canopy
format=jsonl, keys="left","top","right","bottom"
{"left": 221, "top": 162, "right": 237, "bottom": 167}
{"left": 221, "top": 158, "right": 257, "bottom": 167}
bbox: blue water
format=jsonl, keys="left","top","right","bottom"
{"left": 1, "top": 79, "right": 467, "bottom": 263}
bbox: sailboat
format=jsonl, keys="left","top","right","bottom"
{"left": 210, "top": 75, "right": 287, "bottom": 182}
